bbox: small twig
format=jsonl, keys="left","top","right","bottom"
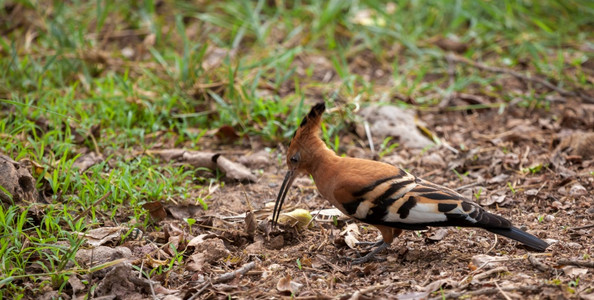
{"left": 73, "top": 190, "right": 112, "bottom": 223}
{"left": 342, "top": 284, "right": 389, "bottom": 299}
{"left": 189, "top": 262, "right": 256, "bottom": 300}
{"left": 295, "top": 296, "right": 332, "bottom": 300}
{"left": 485, "top": 234, "right": 498, "bottom": 254}
{"left": 570, "top": 224, "right": 594, "bottom": 230}
{"left": 214, "top": 262, "right": 256, "bottom": 283}
{"left": 528, "top": 254, "right": 551, "bottom": 272}
{"left": 189, "top": 282, "right": 211, "bottom": 300}
{"left": 305, "top": 209, "right": 322, "bottom": 228}
{"left": 364, "top": 121, "right": 375, "bottom": 153}
{"left": 431, "top": 285, "right": 541, "bottom": 300}
{"left": 494, "top": 281, "right": 513, "bottom": 300}
{"left": 557, "top": 259, "right": 594, "bottom": 268}
{"left": 454, "top": 181, "right": 484, "bottom": 191}
{"left": 447, "top": 53, "right": 594, "bottom": 103}
{"left": 142, "top": 268, "right": 158, "bottom": 300}
{"left": 473, "top": 266, "right": 508, "bottom": 281}
{"left": 316, "top": 254, "right": 345, "bottom": 273}
{"left": 439, "top": 54, "right": 457, "bottom": 108}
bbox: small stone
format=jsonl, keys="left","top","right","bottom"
{"left": 569, "top": 184, "right": 587, "bottom": 196}
{"left": 268, "top": 263, "right": 282, "bottom": 271}
{"left": 544, "top": 215, "right": 555, "bottom": 222}
{"left": 269, "top": 235, "right": 284, "bottom": 250}
{"left": 420, "top": 153, "right": 446, "bottom": 168}
{"left": 245, "top": 241, "right": 264, "bottom": 254}
{"left": 567, "top": 242, "right": 582, "bottom": 249}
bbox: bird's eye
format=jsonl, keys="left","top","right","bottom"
{"left": 290, "top": 154, "right": 299, "bottom": 163}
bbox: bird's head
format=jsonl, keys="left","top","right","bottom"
{"left": 272, "top": 102, "right": 326, "bottom": 228}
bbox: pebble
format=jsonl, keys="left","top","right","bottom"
{"left": 569, "top": 183, "right": 587, "bottom": 196}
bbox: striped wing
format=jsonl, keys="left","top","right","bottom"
{"left": 338, "top": 171, "right": 511, "bottom": 230}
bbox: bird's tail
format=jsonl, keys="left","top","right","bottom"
{"left": 486, "top": 226, "right": 549, "bottom": 251}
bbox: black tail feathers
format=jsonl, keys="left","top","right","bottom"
{"left": 486, "top": 226, "right": 549, "bottom": 251}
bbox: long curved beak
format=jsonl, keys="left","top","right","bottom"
{"left": 271, "top": 170, "right": 297, "bottom": 229}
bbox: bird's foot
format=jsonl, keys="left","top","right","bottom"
{"left": 343, "top": 241, "right": 389, "bottom": 264}
{"left": 355, "top": 240, "right": 385, "bottom": 250}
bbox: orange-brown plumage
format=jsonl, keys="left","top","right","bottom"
{"left": 271, "top": 102, "right": 548, "bottom": 264}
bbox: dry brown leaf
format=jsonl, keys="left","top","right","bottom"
{"left": 215, "top": 125, "right": 241, "bottom": 143}
{"left": 433, "top": 36, "right": 469, "bottom": 53}
{"left": 563, "top": 266, "right": 589, "bottom": 277}
{"left": 427, "top": 228, "right": 449, "bottom": 242}
{"left": 79, "top": 227, "right": 126, "bottom": 247}
{"left": 340, "top": 223, "right": 361, "bottom": 249}
{"left": 470, "top": 254, "right": 503, "bottom": 270}
{"left": 245, "top": 211, "right": 257, "bottom": 236}
{"left": 73, "top": 152, "right": 104, "bottom": 173}
{"left": 142, "top": 201, "right": 167, "bottom": 221}
{"left": 276, "top": 275, "right": 303, "bottom": 295}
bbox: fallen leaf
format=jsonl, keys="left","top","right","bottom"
{"left": 563, "top": 266, "right": 589, "bottom": 277}
{"left": 73, "top": 152, "right": 104, "bottom": 173}
{"left": 215, "top": 125, "right": 241, "bottom": 144}
{"left": 276, "top": 275, "right": 303, "bottom": 295}
{"left": 276, "top": 208, "right": 313, "bottom": 230}
{"left": 79, "top": 227, "right": 126, "bottom": 247}
{"left": 433, "top": 36, "right": 469, "bottom": 53}
{"left": 75, "top": 246, "right": 132, "bottom": 265}
{"left": 470, "top": 254, "right": 503, "bottom": 270}
{"left": 340, "top": 223, "right": 361, "bottom": 249}
{"left": 311, "top": 208, "right": 350, "bottom": 223}
{"left": 427, "top": 228, "right": 449, "bottom": 242}
{"left": 187, "top": 233, "right": 214, "bottom": 247}
{"left": 488, "top": 174, "right": 510, "bottom": 184}
{"left": 245, "top": 211, "right": 257, "bottom": 236}
{"left": 142, "top": 201, "right": 167, "bottom": 221}
{"left": 397, "top": 291, "right": 429, "bottom": 300}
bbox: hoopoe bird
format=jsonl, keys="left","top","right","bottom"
{"left": 272, "top": 102, "right": 549, "bottom": 264}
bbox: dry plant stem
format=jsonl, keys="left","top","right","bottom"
{"left": 214, "top": 262, "right": 256, "bottom": 283}
{"left": 73, "top": 190, "right": 112, "bottom": 223}
{"left": 494, "top": 281, "right": 513, "bottom": 300}
{"left": 473, "top": 266, "right": 508, "bottom": 282}
{"left": 189, "top": 262, "right": 256, "bottom": 299}
{"left": 571, "top": 224, "right": 594, "bottom": 230}
{"left": 364, "top": 121, "right": 374, "bottom": 153}
{"left": 557, "top": 259, "right": 594, "bottom": 268}
{"left": 343, "top": 284, "right": 390, "bottom": 300}
{"left": 528, "top": 254, "right": 551, "bottom": 272}
{"left": 294, "top": 296, "right": 333, "bottom": 300}
{"left": 486, "top": 234, "right": 498, "bottom": 254}
{"left": 446, "top": 54, "right": 594, "bottom": 103}
{"left": 430, "top": 285, "right": 541, "bottom": 300}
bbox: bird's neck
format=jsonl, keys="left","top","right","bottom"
{"left": 302, "top": 137, "right": 340, "bottom": 192}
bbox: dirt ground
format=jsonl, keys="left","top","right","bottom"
{"left": 4, "top": 99, "right": 593, "bottom": 300}
{"left": 118, "top": 100, "right": 594, "bottom": 299}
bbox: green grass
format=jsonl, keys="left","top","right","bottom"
{"left": 0, "top": 0, "right": 593, "bottom": 297}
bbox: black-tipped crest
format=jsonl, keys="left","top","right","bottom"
{"left": 299, "top": 102, "right": 326, "bottom": 128}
